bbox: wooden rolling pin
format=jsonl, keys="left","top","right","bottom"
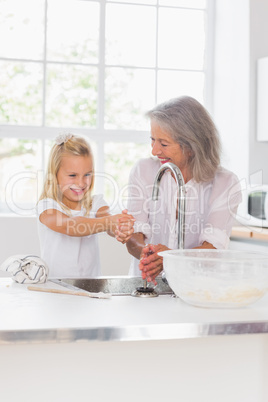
{"left": 27, "top": 285, "right": 111, "bottom": 299}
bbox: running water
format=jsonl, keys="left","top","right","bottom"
{"left": 143, "top": 199, "right": 158, "bottom": 288}
{"left": 150, "top": 199, "right": 158, "bottom": 245}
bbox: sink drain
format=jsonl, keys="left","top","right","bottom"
{"left": 131, "top": 286, "right": 158, "bottom": 298}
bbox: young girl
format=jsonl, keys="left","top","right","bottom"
{"left": 37, "top": 133, "right": 134, "bottom": 278}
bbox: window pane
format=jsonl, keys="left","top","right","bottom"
{"left": 106, "top": 4, "right": 156, "bottom": 67}
{"left": 46, "top": 64, "right": 98, "bottom": 127}
{"left": 157, "top": 70, "right": 204, "bottom": 104}
{"left": 109, "top": 0, "right": 156, "bottom": 4}
{"left": 0, "top": 0, "right": 210, "bottom": 218}
{"left": 103, "top": 142, "right": 151, "bottom": 211}
{"left": 159, "top": 0, "right": 206, "bottom": 8}
{"left": 44, "top": 139, "right": 54, "bottom": 171}
{"left": 158, "top": 8, "right": 205, "bottom": 70}
{"left": 0, "top": 139, "right": 42, "bottom": 215}
{"left": 0, "top": 61, "right": 43, "bottom": 125}
{"left": 105, "top": 67, "right": 155, "bottom": 130}
{"left": 0, "top": 0, "right": 44, "bottom": 60}
{"left": 47, "top": 0, "right": 99, "bottom": 64}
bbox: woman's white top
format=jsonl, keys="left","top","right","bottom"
{"left": 127, "top": 157, "right": 242, "bottom": 275}
{"left": 37, "top": 195, "right": 108, "bottom": 278}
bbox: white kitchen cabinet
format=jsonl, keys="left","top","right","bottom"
{"left": 1, "top": 278, "right": 268, "bottom": 402}
{"left": 1, "top": 335, "right": 268, "bottom": 402}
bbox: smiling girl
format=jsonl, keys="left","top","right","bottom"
{"left": 37, "top": 133, "right": 134, "bottom": 278}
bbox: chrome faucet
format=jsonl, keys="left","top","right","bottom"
{"left": 133, "top": 162, "right": 186, "bottom": 295}
{"left": 152, "top": 162, "right": 186, "bottom": 249}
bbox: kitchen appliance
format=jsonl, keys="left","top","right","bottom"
{"left": 236, "top": 185, "right": 268, "bottom": 227}
{"left": 158, "top": 249, "right": 268, "bottom": 308}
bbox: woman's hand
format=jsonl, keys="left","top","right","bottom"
{"left": 114, "top": 209, "right": 135, "bottom": 243}
{"left": 139, "top": 243, "right": 169, "bottom": 284}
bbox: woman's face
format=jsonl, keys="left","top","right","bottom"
{"left": 57, "top": 154, "right": 93, "bottom": 210}
{"left": 150, "top": 121, "right": 192, "bottom": 181}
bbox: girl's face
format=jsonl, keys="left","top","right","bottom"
{"left": 150, "top": 121, "right": 192, "bottom": 182}
{"left": 57, "top": 154, "right": 93, "bottom": 210}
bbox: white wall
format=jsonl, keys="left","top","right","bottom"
{"left": 249, "top": 0, "right": 268, "bottom": 181}
{"left": 0, "top": 216, "right": 131, "bottom": 277}
{"left": 213, "top": 0, "right": 268, "bottom": 184}
{"left": 213, "top": 0, "right": 250, "bottom": 181}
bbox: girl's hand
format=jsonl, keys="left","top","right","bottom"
{"left": 106, "top": 209, "right": 135, "bottom": 241}
{"left": 115, "top": 209, "right": 135, "bottom": 244}
{"left": 139, "top": 244, "right": 169, "bottom": 284}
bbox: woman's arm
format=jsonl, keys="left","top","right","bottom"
{"left": 194, "top": 241, "right": 216, "bottom": 250}
{"left": 139, "top": 241, "right": 216, "bottom": 283}
{"left": 39, "top": 208, "right": 133, "bottom": 237}
{"left": 126, "top": 232, "right": 146, "bottom": 260}
{"left": 198, "top": 171, "right": 242, "bottom": 248}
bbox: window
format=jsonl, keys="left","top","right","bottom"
{"left": 0, "top": 0, "right": 211, "bottom": 215}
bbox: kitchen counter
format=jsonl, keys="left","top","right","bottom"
{"left": 231, "top": 225, "right": 268, "bottom": 241}
{"left": 1, "top": 277, "right": 268, "bottom": 344}
{"left": 1, "top": 277, "right": 268, "bottom": 402}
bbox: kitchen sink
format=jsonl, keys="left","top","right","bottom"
{"left": 51, "top": 276, "right": 173, "bottom": 296}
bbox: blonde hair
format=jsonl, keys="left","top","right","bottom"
{"left": 146, "top": 96, "right": 221, "bottom": 183}
{"left": 39, "top": 134, "right": 95, "bottom": 215}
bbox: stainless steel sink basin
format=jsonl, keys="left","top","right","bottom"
{"left": 52, "top": 276, "right": 173, "bottom": 296}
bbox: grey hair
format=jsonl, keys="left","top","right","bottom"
{"left": 146, "top": 96, "right": 221, "bottom": 183}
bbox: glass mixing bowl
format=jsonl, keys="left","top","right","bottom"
{"left": 158, "top": 249, "right": 268, "bottom": 308}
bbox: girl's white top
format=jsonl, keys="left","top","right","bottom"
{"left": 127, "top": 157, "right": 242, "bottom": 276}
{"left": 37, "top": 195, "right": 108, "bottom": 278}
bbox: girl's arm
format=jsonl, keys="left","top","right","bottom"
{"left": 96, "top": 207, "right": 135, "bottom": 243}
{"left": 39, "top": 208, "right": 133, "bottom": 238}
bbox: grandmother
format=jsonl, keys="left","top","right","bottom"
{"left": 126, "top": 96, "right": 242, "bottom": 283}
